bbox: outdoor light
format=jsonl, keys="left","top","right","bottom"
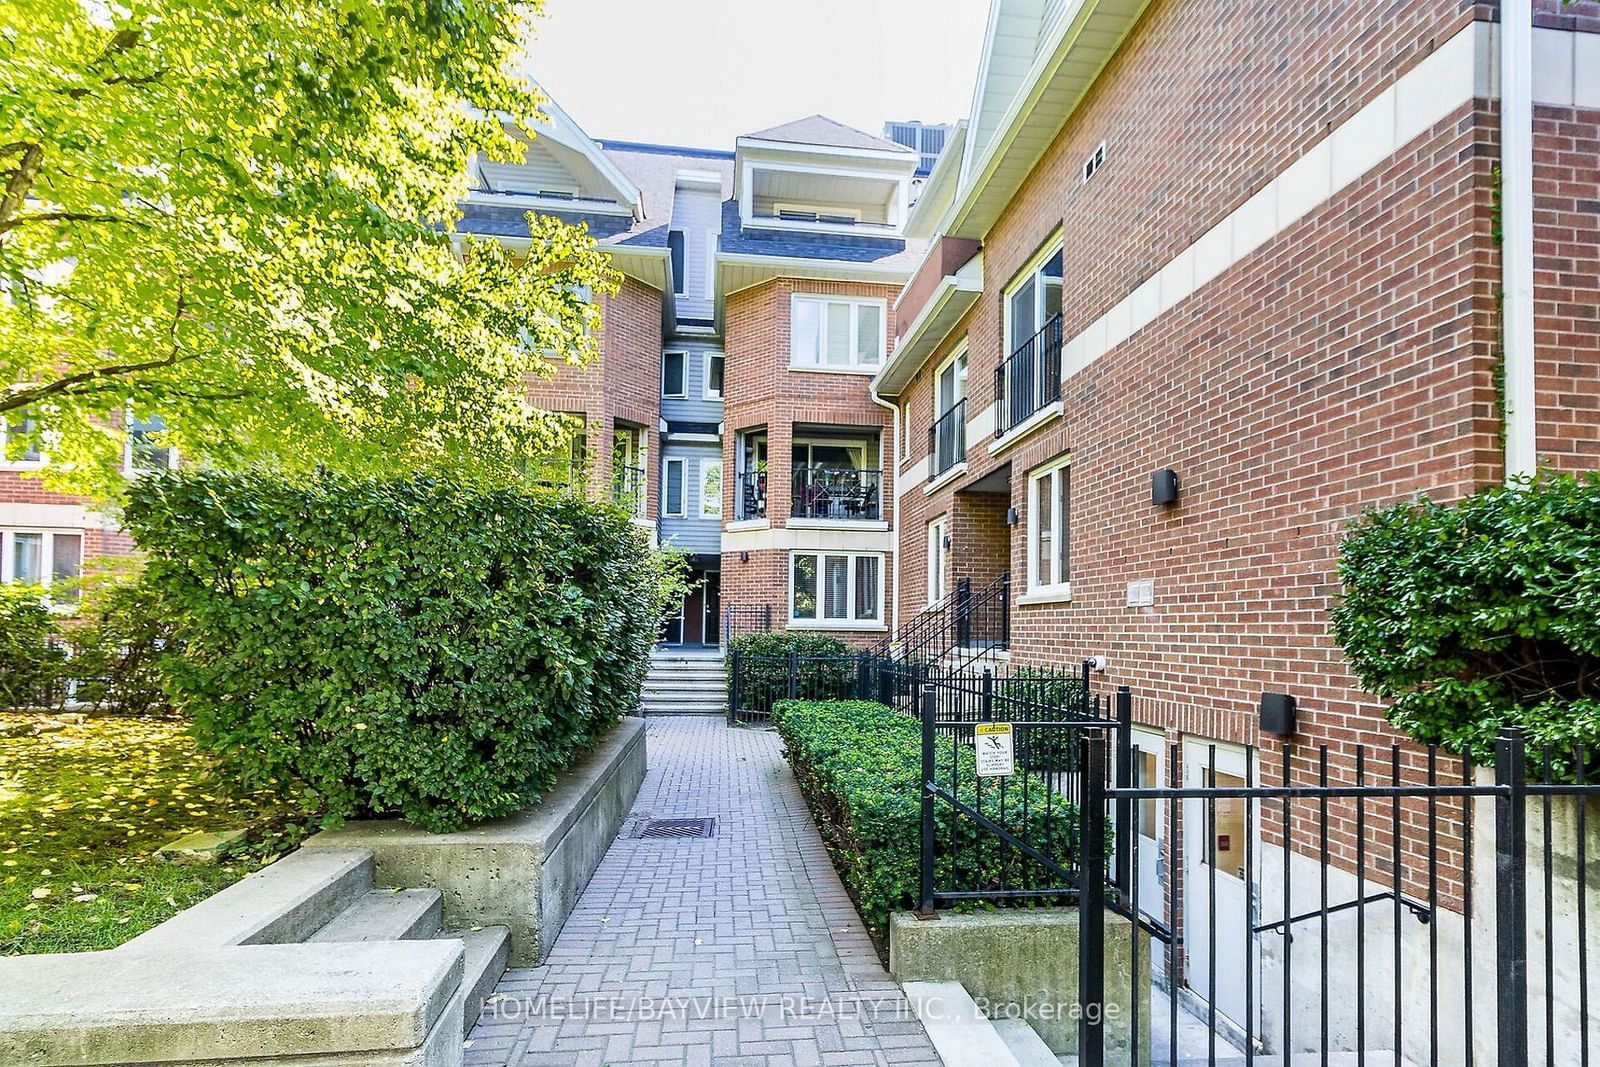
{"left": 739, "top": 551, "right": 749, "bottom": 563}
{"left": 1006, "top": 507, "right": 1019, "bottom": 525}
{"left": 942, "top": 534, "right": 951, "bottom": 549}
{"left": 1260, "top": 691, "right": 1297, "bottom": 735}
{"left": 1152, "top": 468, "right": 1180, "bottom": 506}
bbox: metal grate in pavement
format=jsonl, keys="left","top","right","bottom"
{"left": 635, "top": 817, "right": 716, "bottom": 840}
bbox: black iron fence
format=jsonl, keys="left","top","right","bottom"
{"left": 791, "top": 466, "right": 882, "bottom": 521}
{"left": 721, "top": 604, "right": 772, "bottom": 644}
{"left": 928, "top": 398, "right": 966, "bottom": 481}
{"left": 727, "top": 650, "right": 870, "bottom": 725}
{"left": 870, "top": 571, "right": 1010, "bottom": 665}
{"left": 995, "top": 313, "right": 1063, "bottom": 437}
{"left": 737, "top": 470, "right": 767, "bottom": 520}
{"left": 1069, "top": 726, "right": 1600, "bottom": 1067}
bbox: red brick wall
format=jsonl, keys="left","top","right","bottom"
{"left": 721, "top": 279, "right": 900, "bottom": 639}
{"left": 1533, "top": 102, "right": 1600, "bottom": 472}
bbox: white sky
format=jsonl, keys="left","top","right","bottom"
{"left": 524, "top": 0, "right": 992, "bottom": 150}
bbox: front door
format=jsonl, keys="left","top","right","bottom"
{"left": 1184, "top": 740, "right": 1254, "bottom": 1030}
{"left": 702, "top": 571, "right": 721, "bottom": 646}
{"left": 1132, "top": 729, "right": 1168, "bottom": 975}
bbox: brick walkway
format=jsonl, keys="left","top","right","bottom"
{"left": 464, "top": 717, "right": 944, "bottom": 1067}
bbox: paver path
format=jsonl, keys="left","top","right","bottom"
{"left": 465, "top": 716, "right": 944, "bottom": 1067}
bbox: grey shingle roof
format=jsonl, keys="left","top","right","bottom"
{"left": 742, "top": 115, "right": 915, "bottom": 154}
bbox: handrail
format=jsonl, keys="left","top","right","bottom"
{"left": 927, "top": 398, "right": 967, "bottom": 481}
{"left": 994, "top": 313, "right": 1063, "bottom": 437}
{"left": 791, "top": 466, "right": 881, "bottom": 520}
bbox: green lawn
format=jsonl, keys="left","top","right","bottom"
{"left": 0, "top": 712, "right": 309, "bottom": 955}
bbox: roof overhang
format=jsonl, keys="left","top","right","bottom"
{"left": 947, "top": 0, "right": 1151, "bottom": 240}
{"left": 873, "top": 252, "right": 984, "bottom": 396}
{"left": 454, "top": 231, "right": 669, "bottom": 291}
{"left": 716, "top": 253, "right": 914, "bottom": 299}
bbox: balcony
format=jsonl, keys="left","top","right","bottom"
{"left": 791, "top": 467, "right": 882, "bottom": 521}
{"left": 994, "top": 313, "right": 1063, "bottom": 438}
{"left": 738, "top": 470, "right": 768, "bottom": 520}
{"left": 927, "top": 399, "right": 966, "bottom": 482}
{"left": 612, "top": 464, "right": 645, "bottom": 517}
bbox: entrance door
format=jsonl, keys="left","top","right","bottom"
{"left": 1131, "top": 730, "right": 1167, "bottom": 974}
{"left": 1184, "top": 740, "right": 1254, "bottom": 1030}
{"left": 702, "top": 571, "right": 721, "bottom": 646}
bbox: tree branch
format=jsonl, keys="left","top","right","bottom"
{"left": 0, "top": 143, "right": 44, "bottom": 231}
{"left": 0, "top": 211, "right": 149, "bottom": 236}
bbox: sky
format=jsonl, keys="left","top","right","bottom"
{"left": 523, "top": 0, "right": 992, "bottom": 151}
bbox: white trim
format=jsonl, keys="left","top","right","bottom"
{"left": 716, "top": 252, "right": 913, "bottom": 297}
{"left": 458, "top": 190, "right": 634, "bottom": 216}
{"left": 924, "top": 462, "right": 968, "bottom": 495}
{"left": 735, "top": 137, "right": 919, "bottom": 165}
{"left": 1017, "top": 587, "right": 1073, "bottom": 607}
{"left": 699, "top": 458, "right": 723, "bottom": 520}
{"left": 724, "top": 518, "right": 770, "bottom": 533}
{"left": 1026, "top": 454, "right": 1071, "bottom": 596}
{"left": 0, "top": 419, "right": 46, "bottom": 471}
{"left": 703, "top": 351, "right": 725, "bottom": 401}
{"left": 788, "top": 364, "right": 880, "bottom": 377}
{"left": 668, "top": 432, "right": 721, "bottom": 444}
{"left": 926, "top": 515, "right": 949, "bottom": 607}
{"left": 789, "top": 293, "right": 888, "bottom": 371}
{"left": 787, "top": 550, "right": 885, "bottom": 626}
{"left": 787, "top": 518, "right": 889, "bottom": 532}
{"left": 661, "top": 351, "right": 688, "bottom": 399}
{"left": 1001, "top": 233, "right": 1064, "bottom": 365}
{"left": 1503, "top": 11, "right": 1536, "bottom": 480}
{"left": 722, "top": 525, "right": 895, "bottom": 554}
{"left": 663, "top": 457, "right": 687, "bottom": 517}
{"left": 0, "top": 527, "right": 84, "bottom": 592}
{"left": 988, "top": 401, "right": 1063, "bottom": 457}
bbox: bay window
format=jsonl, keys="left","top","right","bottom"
{"left": 790, "top": 551, "right": 882, "bottom": 626}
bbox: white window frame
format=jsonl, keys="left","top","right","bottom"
{"left": 704, "top": 352, "right": 725, "bottom": 401}
{"left": 123, "top": 412, "right": 178, "bottom": 478}
{"left": 1, "top": 419, "right": 46, "bottom": 471}
{"left": 788, "top": 551, "right": 884, "bottom": 630}
{"left": 789, "top": 294, "right": 887, "bottom": 372}
{"left": 926, "top": 516, "right": 948, "bottom": 606}
{"left": 1026, "top": 455, "right": 1071, "bottom": 595}
{"left": 700, "top": 458, "right": 722, "bottom": 520}
{"left": 935, "top": 344, "right": 969, "bottom": 416}
{"left": 661, "top": 351, "right": 688, "bottom": 399}
{"left": 1002, "top": 234, "right": 1065, "bottom": 359}
{"left": 663, "top": 458, "right": 687, "bottom": 518}
{"left": 0, "top": 528, "right": 84, "bottom": 596}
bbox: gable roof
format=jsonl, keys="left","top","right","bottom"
{"left": 742, "top": 115, "right": 915, "bottom": 154}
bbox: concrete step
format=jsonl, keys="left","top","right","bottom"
{"left": 442, "top": 925, "right": 512, "bottom": 1038}
{"left": 993, "top": 1018, "right": 1059, "bottom": 1066}
{"left": 642, "top": 697, "right": 727, "bottom": 708}
{"left": 122, "top": 847, "right": 375, "bottom": 952}
{"left": 904, "top": 980, "right": 1021, "bottom": 1067}
{"left": 643, "top": 673, "right": 726, "bottom": 686}
{"left": 310, "top": 887, "right": 443, "bottom": 943}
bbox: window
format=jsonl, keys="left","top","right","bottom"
{"left": 926, "top": 517, "right": 948, "bottom": 605}
{"left": 662, "top": 351, "right": 686, "bottom": 398}
{"left": 668, "top": 230, "right": 686, "bottom": 296}
{"left": 790, "top": 552, "right": 882, "bottom": 626}
{"left": 1005, "top": 244, "right": 1064, "bottom": 356}
{"left": 791, "top": 295, "right": 885, "bottom": 370}
{"left": 931, "top": 347, "right": 968, "bottom": 477}
{"left": 664, "top": 458, "right": 686, "bottom": 517}
{"left": 937, "top": 349, "right": 968, "bottom": 415}
{"left": 1027, "top": 456, "right": 1071, "bottom": 594}
{"left": 705, "top": 353, "right": 724, "bottom": 400}
{"left": 1, "top": 530, "right": 82, "bottom": 596}
{"left": 2, "top": 418, "right": 44, "bottom": 468}
{"left": 700, "top": 459, "right": 722, "bottom": 519}
{"left": 125, "top": 413, "right": 177, "bottom": 476}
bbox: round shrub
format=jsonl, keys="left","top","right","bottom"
{"left": 1331, "top": 472, "right": 1600, "bottom": 768}
{"left": 124, "top": 469, "right": 673, "bottom": 831}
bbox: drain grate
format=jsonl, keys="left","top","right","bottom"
{"left": 635, "top": 817, "right": 716, "bottom": 840}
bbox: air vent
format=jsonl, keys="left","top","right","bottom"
{"left": 1082, "top": 142, "right": 1107, "bottom": 184}
{"left": 635, "top": 818, "right": 717, "bottom": 840}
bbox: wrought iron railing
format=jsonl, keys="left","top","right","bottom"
{"left": 994, "top": 313, "right": 1063, "bottom": 438}
{"left": 928, "top": 399, "right": 967, "bottom": 481}
{"left": 737, "top": 471, "right": 767, "bottom": 520}
{"left": 871, "top": 570, "right": 1010, "bottom": 666}
{"left": 722, "top": 604, "right": 773, "bottom": 645}
{"left": 612, "top": 464, "right": 645, "bottom": 516}
{"left": 791, "top": 467, "right": 882, "bottom": 521}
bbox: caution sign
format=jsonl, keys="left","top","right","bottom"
{"left": 974, "top": 722, "right": 1015, "bottom": 777}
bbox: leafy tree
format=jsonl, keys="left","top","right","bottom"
{"left": 1, "top": 0, "right": 616, "bottom": 496}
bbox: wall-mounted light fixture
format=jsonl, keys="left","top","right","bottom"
{"left": 1151, "top": 468, "right": 1180, "bottom": 506}
{"left": 739, "top": 551, "right": 750, "bottom": 564}
{"left": 1260, "top": 692, "right": 1297, "bottom": 736}
{"left": 1006, "top": 507, "right": 1019, "bottom": 526}
{"left": 942, "top": 534, "right": 952, "bottom": 550}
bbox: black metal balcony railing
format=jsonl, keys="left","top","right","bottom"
{"left": 927, "top": 398, "right": 966, "bottom": 481}
{"left": 994, "top": 313, "right": 1063, "bottom": 438}
{"left": 612, "top": 464, "right": 645, "bottom": 515}
{"left": 791, "top": 467, "right": 882, "bottom": 521}
{"left": 738, "top": 470, "right": 768, "bottom": 520}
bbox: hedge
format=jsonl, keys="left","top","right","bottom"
{"left": 124, "top": 469, "right": 673, "bottom": 832}
{"left": 772, "top": 699, "right": 1088, "bottom": 946}
{"left": 1332, "top": 472, "right": 1600, "bottom": 769}
{"left": 0, "top": 585, "right": 67, "bottom": 709}
{"left": 726, "top": 631, "right": 855, "bottom": 712}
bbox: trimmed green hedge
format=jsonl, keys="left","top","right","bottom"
{"left": 1332, "top": 472, "right": 1600, "bottom": 768}
{"left": 125, "top": 469, "right": 673, "bottom": 832}
{"left": 0, "top": 585, "right": 67, "bottom": 709}
{"left": 773, "top": 699, "right": 1087, "bottom": 946}
{"left": 727, "top": 631, "right": 854, "bottom": 711}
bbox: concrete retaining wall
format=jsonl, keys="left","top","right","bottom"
{"left": 888, "top": 908, "right": 1150, "bottom": 1060}
{"left": 307, "top": 716, "right": 647, "bottom": 966}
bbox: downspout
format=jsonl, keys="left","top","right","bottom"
{"left": 868, "top": 380, "right": 902, "bottom": 641}
{"left": 1501, "top": 0, "right": 1537, "bottom": 482}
